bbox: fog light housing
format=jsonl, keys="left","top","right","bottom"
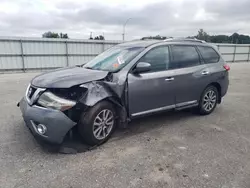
{"left": 37, "top": 124, "right": 47, "bottom": 135}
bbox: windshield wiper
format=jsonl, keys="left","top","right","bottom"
{"left": 83, "top": 66, "right": 93, "bottom": 69}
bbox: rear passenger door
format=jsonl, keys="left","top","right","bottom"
{"left": 197, "top": 45, "right": 226, "bottom": 94}
{"left": 169, "top": 45, "right": 209, "bottom": 106}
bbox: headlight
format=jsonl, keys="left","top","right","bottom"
{"left": 37, "top": 92, "right": 76, "bottom": 111}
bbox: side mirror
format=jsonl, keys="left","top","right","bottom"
{"left": 134, "top": 62, "right": 151, "bottom": 73}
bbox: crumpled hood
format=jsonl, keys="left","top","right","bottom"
{"left": 31, "top": 66, "right": 109, "bottom": 88}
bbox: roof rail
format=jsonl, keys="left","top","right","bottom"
{"left": 163, "top": 38, "right": 206, "bottom": 43}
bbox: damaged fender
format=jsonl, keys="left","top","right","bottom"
{"left": 79, "top": 81, "right": 114, "bottom": 106}
{"left": 79, "top": 81, "right": 128, "bottom": 127}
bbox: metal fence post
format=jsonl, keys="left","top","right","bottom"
{"left": 20, "top": 39, "right": 25, "bottom": 72}
{"left": 248, "top": 46, "right": 250, "bottom": 62}
{"left": 232, "top": 45, "right": 237, "bottom": 63}
{"left": 65, "top": 41, "right": 69, "bottom": 67}
{"left": 102, "top": 42, "right": 105, "bottom": 52}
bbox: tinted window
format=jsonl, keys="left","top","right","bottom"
{"left": 198, "top": 46, "right": 220, "bottom": 63}
{"left": 170, "top": 46, "right": 200, "bottom": 69}
{"left": 139, "top": 46, "right": 169, "bottom": 72}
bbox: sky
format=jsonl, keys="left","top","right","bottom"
{"left": 0, "top": 0, "right": 249, "bottom": 40}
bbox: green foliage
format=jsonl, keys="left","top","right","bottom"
{"left": 89, "top": 35, "right": 105, "bottom": 40}
{"left": 42, "top": 31, "right": 69, "bottom": 39}
{"left": 210, "top": 35, "right": 229, "bottom": 43}
{"left": 59, "top": 33, "right": 69, "bottom": 39}
{"left": 196, "top": 29, "right": 250, "bottom": 44}
{"left": 196, "top": 29, "right": 210, "bottom": 42}
{"left": 141, "top": 35, "right": 167, "bottom": 40}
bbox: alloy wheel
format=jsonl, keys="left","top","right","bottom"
{"left": 93, "top": 109, "right": 114, "bottom": 140}
{"left": 202, "top": 90, "right": 217, "bottom": 112}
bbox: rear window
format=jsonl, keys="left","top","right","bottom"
{"left": 197, "top": 46, "right": 220, "bottom": 64}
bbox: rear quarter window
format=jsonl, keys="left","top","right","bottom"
{"left": 197, "top": 46, "right": 220, "bottom": 64}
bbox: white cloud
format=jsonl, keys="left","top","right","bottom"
{"left": 194, "top": 8, "right": 217, "bottom": 21}
{"left": 0, "top": 0, "right": 249, "bottom": 40}
{"left": 0, "top": 2, "right": 19, "bottom": 13}
{"left": 174, "top": 13, "right": 180, "bottom": 18}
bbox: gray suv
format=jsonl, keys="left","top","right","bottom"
{"left": 18, "top": 39, "right": 229, "bottom": 146}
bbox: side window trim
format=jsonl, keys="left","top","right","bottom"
{"left": 194, "top": 45, "right": 206, "bottom": 65}
{"left": 131, "top": 45, "right": 170, "bottom": 73}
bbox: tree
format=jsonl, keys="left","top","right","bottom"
{"left": 196, "top": 29, "right": 210, "bottom": 42}
{"left": 141, "top": 35, "right": 167, "bottom": 40}
{"left": 229, "top": 33, "right": 239, "bottom": 44}
{"left": 238, "top": 34, "right": 250, "bottom": 44}
{"left": 210, "top": 35, "right": 229, "bottom": 43}
{"left": 92, "top": 35, "right": 105, "bottom": 40}
{"left": 42, "top": 31, "right": 69, "bottom": 39}
{"left": 42, "top": 32, "right": 59, "bottom": 38}
{"left": 99, "top": 35, "right": 105, "bottom": 40}
{"left": 194, "top": 29, "right": 250, "bottom": 44}
{"left": 60, "top": 33, "right": 69, "bottom": 39}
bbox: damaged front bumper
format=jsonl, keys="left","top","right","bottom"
{"left": 19, "top": 97, "right": 77, "bottom": 144}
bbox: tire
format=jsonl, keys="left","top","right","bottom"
{"left": 78, "top": 101, "right": 116, "bottom": 146}
{"left": 197, "top": 85, "right": 219, "bottom": 115}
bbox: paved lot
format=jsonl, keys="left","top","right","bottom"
{"left": 0, "top": 63, "right": 250, "bottom": 188}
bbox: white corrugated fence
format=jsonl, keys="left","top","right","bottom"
{"left": 0, "top": 37, "right": 249, "bottom": 73}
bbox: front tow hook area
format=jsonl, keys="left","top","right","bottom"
{"left": 44, "top": 129, "right": 100, "bottom": 154}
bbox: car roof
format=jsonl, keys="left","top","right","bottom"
{"left": 117, "top": 40, "right": 162, "bottom": 48}
{"left": 118, "top": 39, "right": 212, "bottom": 48}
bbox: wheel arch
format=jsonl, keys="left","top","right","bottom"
{"left": 78, "top": 81, "right": 129, "bottom": 128}
{"left": 101, "top": 96, "right": 128, "bottom": 128}
{"left": 206, "top": 82, "right": 222, "bottom": 104}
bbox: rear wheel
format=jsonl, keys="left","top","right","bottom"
{"left": 198, "top": 85, "right": 218, "bottom": 115}
{"left": 78, "top": 101, "right": 116, "bottom": 146}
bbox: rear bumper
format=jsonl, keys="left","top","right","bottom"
{"left": 19, "top": 97, "right": 76, "bottom": 144}
{"left": 221, "top": 72, "right": 229, "bottom": 97}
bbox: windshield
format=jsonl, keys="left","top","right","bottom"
{"left": 83, "top": 46, "right": 144, "bottom": 72}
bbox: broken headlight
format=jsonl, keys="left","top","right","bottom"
{"left": 37, "top": 92, "right": 76, "bottom": 111}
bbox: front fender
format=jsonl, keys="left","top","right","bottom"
{"left": 79, "top": 81, "right": 128, "bottom": 127}
{"left": 79, "top": 79, "right": 126, "bottom": 106}
{"left": 79, "top": 81, "right": 114, "bottom": 106}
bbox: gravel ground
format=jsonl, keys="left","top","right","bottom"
{"left": 0, "top": 63, "right": 250, "bottom": 188}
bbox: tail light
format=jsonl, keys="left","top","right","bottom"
{"left": 223, "top": 64, "right": 230, "bottom": 71}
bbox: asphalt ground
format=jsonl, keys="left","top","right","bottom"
{"left": 0, "top": 63, "right": 250, "bottom": 188}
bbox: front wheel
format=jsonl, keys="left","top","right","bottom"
{"left": 78, "top": 101, "right": 116, "bottom": 146}
{"left": 197, "top": 85, "right": 218, "bottom": 115}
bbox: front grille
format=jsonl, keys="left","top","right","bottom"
{"left": 26, "top": 84, "right": 46, "bottom": 104}
{"left": 27, "top": 86, "right": 37, "bottom": 100}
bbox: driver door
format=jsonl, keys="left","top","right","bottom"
{"left": 127, "top": 45, "right": 176, "bottom": 117}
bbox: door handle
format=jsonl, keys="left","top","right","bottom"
{"left": 165, "top": 77, "right": 174, "bottom": 81}
{"left": 201, "top": 71, "right": 210, "bottom": 75}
